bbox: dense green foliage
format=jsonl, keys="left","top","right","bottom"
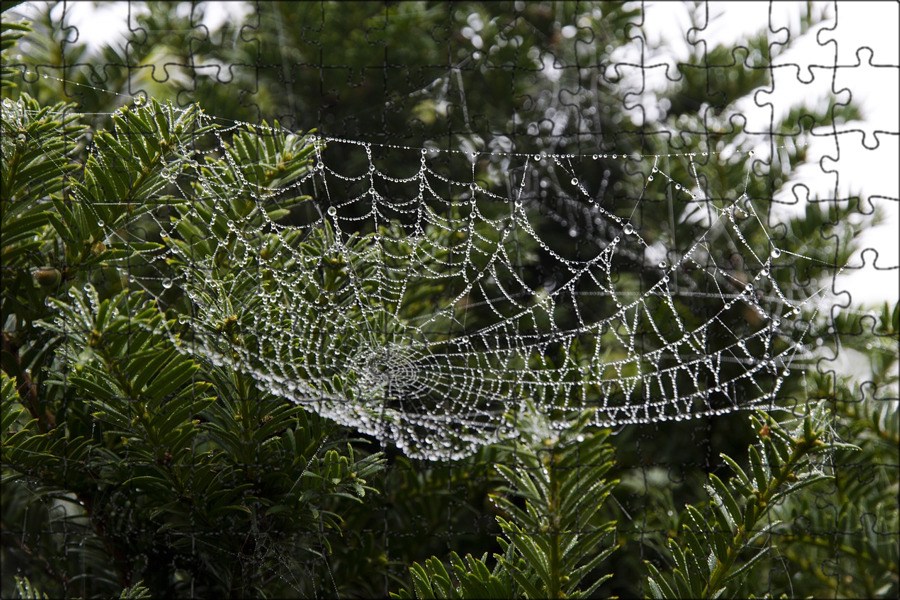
{"left": 2, "top": 2, "right": 897, "bottom": 598}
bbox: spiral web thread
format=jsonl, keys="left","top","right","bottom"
{"left": 89, "top": 105, "right": 826, "bottom": 461}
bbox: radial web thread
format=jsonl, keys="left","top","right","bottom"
{"left": 93, "top": 106, "right": 826, "bottom": 460}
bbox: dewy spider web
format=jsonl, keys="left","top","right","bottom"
{"left": 92, "top": 101, "right": 822, "bottom": 461}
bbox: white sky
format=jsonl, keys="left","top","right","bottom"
{"left": 10, "top": 1, "right": 899, "bottom": 307}
{"left": 639, "top": 1, "right": 898, "bottom": 307}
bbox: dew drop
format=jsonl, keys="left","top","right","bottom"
{"left": 623, "top": 223, "right": 634, "bottom": 235}
{"left": 658, "top": 260, "right": 667, "bottom": 269}
{"left": 327, "top": 206, "right": 337, "bottom": 216}
{"left": 612, "top": 154, "right": 617, "bottom": 159}
{"left": 770, "top": 248, "right": 782, "bottom": 259}
{"left": 648, "top": 176, "right": 654, "bottom": 181}
{"left": 570, "top": 177, "right": 578, "bottom": 185}
{"left": 748, "top": 150, "right": 755, "bottom": 156}
{"left": 592, "top": 154, "right": 598, "bottom": 160}
{"left": 162, "top": 278, "right": 173, "bottom": 289}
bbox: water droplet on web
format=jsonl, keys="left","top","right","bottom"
{"left": 42, "top": 73, "right": 48, "bottom": 79}
{"left": 162, "top": 278, "right": 173, "bottom": 289}
{"left": 648, "top": 176, "right": 654, "bottom": 181}
{"left": 662, "top": 276, "right": 669, "bottom": 283}
{"left": 782, "top": 369, "right": 790, "bottom": 377}
{"left": 748, "top": 150, "right": 755, "bottom": 156}
{"left": 592, "top": 154, "right": 598, "bottom": 160}
{"left": 658, "top": 261, "right": 667, "bottom": 269}
{"left": 576, "top": 434, "right": 585, "bottom": 442}
{"left": 570, "top": 177, "right": 578, "bottom": 185}
{"left": 623, "top": 223, "right": 634, "bottom": 235}
{"left": 327, "top": 206, "right": 337, "bottom": 217}
{"left": 770, "top": 248, "right": 782, "bottom": 259}
{"left": 568, "top": 228, "right": 578, "bottom": 238}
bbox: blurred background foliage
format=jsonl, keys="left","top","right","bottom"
{"left": 1, "top": 1, "right": 897, "bottom": 598}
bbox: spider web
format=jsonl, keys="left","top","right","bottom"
{"left": 100, "top": 104, "right": 823, "bottom": 461}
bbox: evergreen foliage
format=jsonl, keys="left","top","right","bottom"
{"left": 1, "top": 3, "right": 897, "bottom": 599}
{"left": 394, "top": 408, "right": 618, "bottom": 599}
